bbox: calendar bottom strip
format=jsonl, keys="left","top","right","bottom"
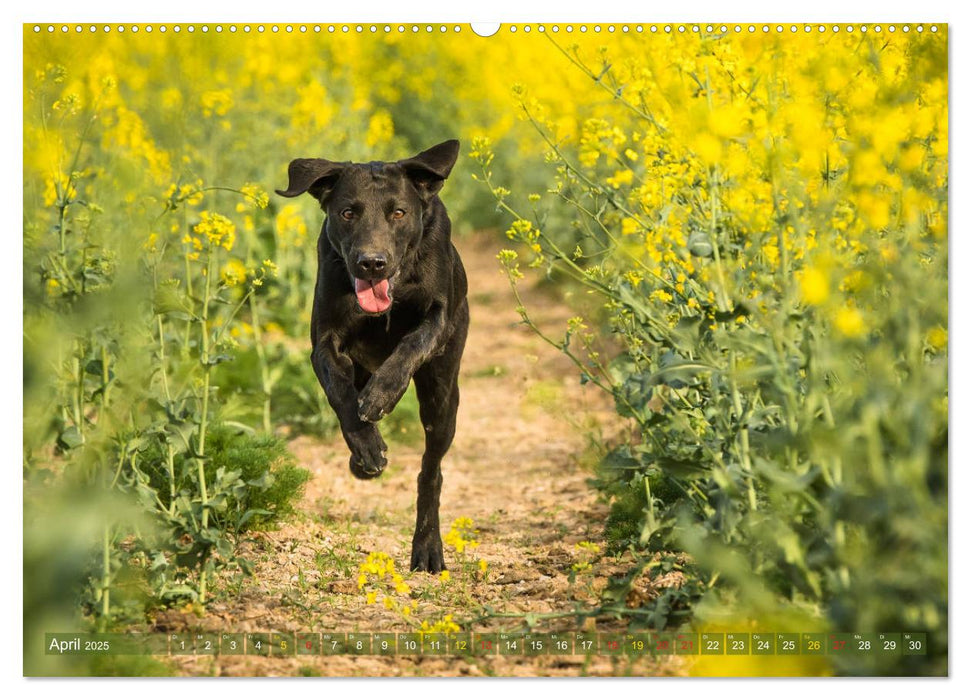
{"left": 45, "top": 631, "right": 927, "bottom": 657}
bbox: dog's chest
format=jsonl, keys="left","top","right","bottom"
{"left": 343, "top": 311, "right": 419, "bottom": 372}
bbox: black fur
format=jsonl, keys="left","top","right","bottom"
{"left": 276, "top": 140, "right": 468, "bottom": 573}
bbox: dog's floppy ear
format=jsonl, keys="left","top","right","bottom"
{"left": 398, "top": 139, "right": 460, "bottom": 200}
{"left": 275, "top": 158, "right": 346, "bottom": 202}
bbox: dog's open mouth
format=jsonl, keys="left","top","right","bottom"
{"left": 354, "top": 277, "right": 393, "bottom": 314}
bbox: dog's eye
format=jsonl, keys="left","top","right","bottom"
{"left": 340, "top": 208, "right": 355, "bottom": 221}
{"left": 392, "top": 209, "right": 406, "bottom": 220}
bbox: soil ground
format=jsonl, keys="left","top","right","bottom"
{"left": 159, "top": 234, "right": 687, "bottom": 677}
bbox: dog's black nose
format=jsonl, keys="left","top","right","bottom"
{"left": 356, "top": 252, "right": 388, "bottom": 276}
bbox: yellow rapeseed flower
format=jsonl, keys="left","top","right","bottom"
{"left": 366, "top": 110, "right": 395, "bottom": 147}
{"left": 444, "top": 517, "right": 480, "bottom": 554}
{"left": 221, "top": 259, "right": 247, "bottom": 287}
{"left": 261, "top": 259, "right": 279, "bottom": 277}
{"left": 143, "top": 232, "right": 160, "bottom": 254}
{"left": 275, "top": 204, "right": 308, "bottom": 249}
{"left": 693, "top": 133, "right": 723, "bottom": 164}
{"left": 708, "top": 104, "right": 748, "bottom": 139}
{"left": 200, "top": 89, "right": 233, "bottom": 117}
{"left": 799, "top": 267, "right": 829, "bottom": 306}
{"left": 418, "top": 615, "right": 461, "bottom": 635}
{"left": 43, "top": 172, "right": 76, "bottom": 207}
{"left": 238, "top": 183, "right": 269, "bottom": 210}
{"left": 193, "top": 211, "right": 236, "bottom": 252}
{"left": 606, "top": 169, "right": 634, "bottom": 189}
{"left": 927, "top": 326, "right": 947, "bottom": 350}
{"left": 833, "top": 306, "right": 865, "bottom": 338}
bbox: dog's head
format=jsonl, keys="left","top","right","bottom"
{"left": 276, "top": 139, "right": 460, "bottom": 314}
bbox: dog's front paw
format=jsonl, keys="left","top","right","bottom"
{"left": 345, "top": 425, "right": 388, "bottom": 479}
{"left": 410, "top": 535, "right": 446, "bottom": 573}
{"left": 357, "top": 371, "right": 409, "bottom": 423}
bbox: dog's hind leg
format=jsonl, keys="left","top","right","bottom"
{"left": 410, "top": 302, "right": 468, "bottom": 572}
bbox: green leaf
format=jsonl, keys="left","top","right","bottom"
{"left": 204, "top": 353, "right": 234, "bottom": 367}
{"left": 654, "top": 457, "right": 709, "bottom": 480}
{"left": 246, "top": 471, "right": 276, "bottom": 490}
{"left": 647, "top": 361, "right": 714, "bottom": 388}
{"left": 238, "top": 509, "right": 273, "bottom": 529}
{"left": 154, "top": 280, "right": 195, "bottom": 318}
{"left": 687, "top": 231, "right": 713, "bottom": 258}
{"left": 57, "top": 426, "right": 84, "bottom": 450}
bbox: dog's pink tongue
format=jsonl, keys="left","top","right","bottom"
{"left": 355, "top": 278, "right": 392, "bottom": 313}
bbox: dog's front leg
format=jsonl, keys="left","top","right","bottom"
{"left": 356, "top": 303, "right": 448, "bottom": 423}
{"left": 311, "top": 333, "right": 388, "bottom": 479}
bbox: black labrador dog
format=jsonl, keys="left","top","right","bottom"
{"left": 276, "top": 140, "right": 468, "bottom": 573}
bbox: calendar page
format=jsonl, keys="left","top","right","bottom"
{"left": 22, "top": 19, "right": 948, "bottom": 679}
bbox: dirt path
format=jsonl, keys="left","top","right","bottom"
{"left": 164, "top": 234, "right": 685, "bottom": 677}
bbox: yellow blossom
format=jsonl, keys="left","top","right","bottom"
{"left": 221, "top": 259, "right": 247, "bottom": 287}
{"left": 366, "top": 110, "right": 395, "bottom": 147}
{"left": 799, "top": 267, "right": 829, "bottom": 306}
{"left": 927, "top": 326, "right": 947, "bottom": 350}
{"left": 606, "top": 169, "right": 634, "bottom": 189}
{"left": 43, "top": 172, "right": 77, "bottom": 207}
{"left": 200, "top": 89, "right": 233, "bottom": 117}
{"left": 238, "top": 183, "right": 269, "bottom": 210}
{"left": 834, "top": 306, "right": 865, "bottom": 338}
{"left": 275, "top": 205, "right": 308, "bottom": 249}
{"left": 693, "top": 133, "right": 723, "bottom": 164}
{"left": 193, "top": 211, "right": 236, "bottom": 252}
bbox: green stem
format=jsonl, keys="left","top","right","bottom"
{"left": 196, "top": 249, "right": 214, "bottom": 603}
{"left": 100, "top": 523, "right": 111, "bottom": 628}
{"left": 249, "top": 294, "right": 273, "bottom": 434}
{"left": 101, "top": 441, "right": 125, "bottom": 628}
{"left": 182, "top": 207, "right": 193, "bottom": 357}
{"left": 157, "top": 315, "right": 171, "bottom": 401}
{"left": 544, "top": 35, "right": 667, "bottom": 134}
{"left": 211, "top": 288, "right": 254, "bottom": 348}
{"left": 555, "top": 190, "right": 700, "bottom": 299}
{"left": 481, "top": 164, "right": 680, "bottom": 348}
{"left": 518, "top": 103, "right": 655, "bottom": 235}
{"left": 864, "top": 406, "right": 887, "bottom": 486}
{"left": 54, "top": 99, "right": 99, "bottom": 258}
{"left": 166, "top": 444, "right": 177, "bottom": 517}
{"left": 729, "top": 349, "right": 758, "bottom": 511}
{"left": 707, "top": 166, "right": 731, "bottom": 313}
{"left": 154, "top": 280, "right": 179, "bottom": 516}
{"left": 100, "top": 344, "right": 110, "bottom": 414}
{"left": 72, "top": 345, "right": 85, "bottom": 442}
